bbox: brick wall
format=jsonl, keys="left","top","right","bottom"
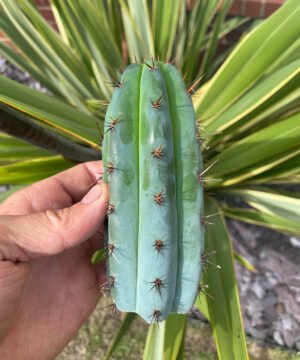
{"left": 0, "top": 0, "right": 286, "bottom": 46}
{"left": 0, "top": 0, "right": 55, "bottom": 45}
{"left": 228, "top": 0, "right": 286, "bottom": 17}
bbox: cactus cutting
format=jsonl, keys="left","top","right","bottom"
{"left": 102, "top": 60, "right": 204, "bottom": 323}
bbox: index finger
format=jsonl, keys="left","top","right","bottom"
{"left": 0, "top": 161, "right": 103, "bottom": 216}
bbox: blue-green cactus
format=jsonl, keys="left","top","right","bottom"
{"left": 102, "top": 61, "right": 204, "bottom": 323}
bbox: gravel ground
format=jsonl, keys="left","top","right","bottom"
{"left": 1, "top": 58, "right": 300, "bottom": 353}
{"left": 0, "top": 57, "right": 47, "bottom": 92}
{"left": 231, "top": 220, "right": 300, "bottom": 350}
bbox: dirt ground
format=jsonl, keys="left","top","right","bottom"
{"left": 57, "top": 301, "right": 300, "bottom": 360}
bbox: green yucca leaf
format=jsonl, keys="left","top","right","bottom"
{"left": 208, "top": 113, "right": 300, "bottom": 180}
{"left": 223, "top": 207, "right": 300, "bottom": 236}
{"left": 143, "top": 314, "right": 186, "bottom": 360}
{"left": 220, "top": 188, "right": 300, "bottom": 222}
{"left": 0, "top": 156, "right": 72, "bottom": 184}
{"left": 152, "top": 0, "right": 181, "bottom": 60}
{"left": 205, "top": 59, "right": 300, "bottom": 139}
{"left": 1, "top": 0, "right": 99, "bottom": 105}
{"left": 196, "top": 0, "right": 300, "bottom": 119}
{"left": 0, "top": 75, "right": 101, "bottom": 145}
{"left": 196, "top": 197, "right": 249, "bottom": 360}
{"left": 248, "top": 152, "right": 300, "bottom": 183}
{"left": 0, "top": 133, "right": 50, "bottom": 162}
{"left": 213, "top": 148, "right": 300, "bottom": 188}
{"left": 197, "top": 0, "right": 232, "bottom": 83}
{"left": 182, "top": 0, "right": 221, "bottom": 82}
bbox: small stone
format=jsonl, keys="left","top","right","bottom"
{"left": 252, "top": 282, "right": 265, "bottom": 299}
{"left": 290, "top": 237, "right": 300, "bottom": 248}
{"left": 265, "top": 272, "right": 278, "bottom": 286}
{"left": 282, "top": 316, "right": 293, "bottom": 331}
{"left": 275, "top": 302, "right": 286, "bottom": 316}
{"left": 264, "top": 305, "right": 276, "bottom": 320}
{"left": 273, "top": 330, "right": 284, "bottom": 346}
{"left": 246, "top": 298, "right": 264, "bottom": 316}
{"left": 260, "top": 250, "right": 267, "bottom": 259}
{"left": 249, "top": 328, "right": 267, "bottom": 340}
{"left": 262, "top": 294, "right": 277, "bottom": 307}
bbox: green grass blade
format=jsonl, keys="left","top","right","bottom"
{"left": 234, "top": 251, "right": 256, "bottom": 273}
{"left": 104, "top": 313, "right": 137, "bottom": 360}
{"left": 196, "top": 197, "right": 249, "bottom": 360}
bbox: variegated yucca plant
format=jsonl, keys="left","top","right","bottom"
{"left": 0, "top": 0, "right": 300, "bottom": 359}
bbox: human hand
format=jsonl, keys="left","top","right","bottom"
{"left": 0, "top": 161, "right": 108, "bottom": 359}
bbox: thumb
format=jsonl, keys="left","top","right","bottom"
{"left": 0, "top": 183, "right": 109, "bottom": 262}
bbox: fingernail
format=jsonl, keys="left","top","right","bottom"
{"left": 81, "top": 185, "right": 102, "bottom": 204}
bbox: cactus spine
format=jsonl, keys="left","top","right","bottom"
{"left": 102, "top": 61, "right": 204, "bottom": 323}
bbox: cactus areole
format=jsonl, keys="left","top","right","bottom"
{"left": 102, "top": 61, "right": 204, "bottom": 323}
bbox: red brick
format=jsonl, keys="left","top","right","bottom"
{"left": 0, "top": 38, "right": 14, "bottom": 48}
{"left": 245, "top": 0, "right": 262, "bottom": 17}
{"left": 39, "top": 8, "right": 55, "bottom": 21}
{"left": 265, "top": 2, "right": 282, "bottom": 16}
{"left": 228, "top": 1, "right": 241, "bottom": 16}
{"left": 34, "top": 0, "right": 50, "bottom": 5}
{"left": 228, "top": 0, "right": 285, "bottom": 18}
{"left": 269, "top": 0, "right": 285, "bottom": 4}
{"left": 50, "top": 23, "right": 59, "bottom": 32}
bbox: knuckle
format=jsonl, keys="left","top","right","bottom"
{"left": 43, "top": 209, "right": 71, "bottom": 251}
{"left": 44, "top": 209, "right": 66, "bottom": 231}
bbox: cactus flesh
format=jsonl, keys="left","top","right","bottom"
{"left": 102, "top": 61, "right": 204, "bottom": 323}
